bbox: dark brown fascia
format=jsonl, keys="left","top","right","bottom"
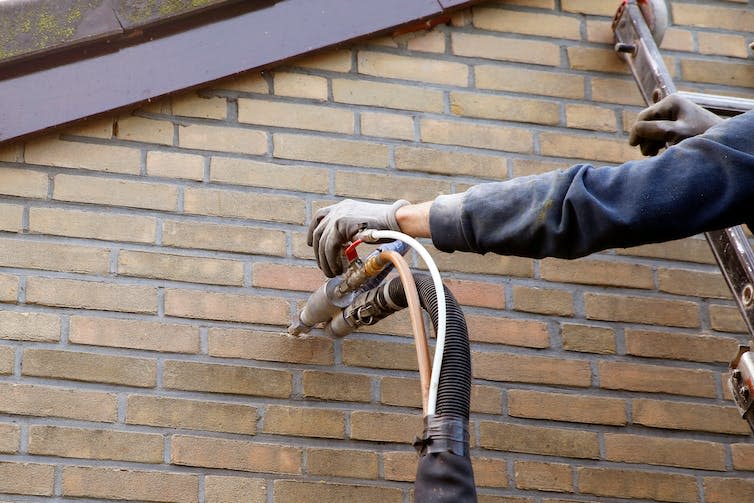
{"left": 0, "top": 0, "right": 482, "bottom": 145}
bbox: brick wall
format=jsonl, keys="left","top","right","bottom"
{"left": 1, "top": 0, "right": 753, "bottom": 501}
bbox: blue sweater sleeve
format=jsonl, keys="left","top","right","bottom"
{"left": 430, "top": 110, "right": 754, "bottom": 259}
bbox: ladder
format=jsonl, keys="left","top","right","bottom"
{"left": 612, "top": 0, "right": 754, "bottom": 433}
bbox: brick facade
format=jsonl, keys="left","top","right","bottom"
{"left": 0, "top": 1, "right": 753, "bottom": 501}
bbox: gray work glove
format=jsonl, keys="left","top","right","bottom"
{"left": 629, "top": 94, "right": 723, "bottom": 156}
{"left": 307, "top": 199, "right": 410, "bottom": 277}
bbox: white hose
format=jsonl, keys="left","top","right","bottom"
{"left": 362, "top": 229, "right": 446, "bottom": 416}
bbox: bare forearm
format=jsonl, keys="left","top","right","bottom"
{"left": 395, "top": 201, "right": 432, "bottom": 238}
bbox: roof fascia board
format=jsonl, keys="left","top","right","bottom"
{"left": 0, "top": 0, "right": 475, "bottom": 144}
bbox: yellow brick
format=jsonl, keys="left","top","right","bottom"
{"left": 178, "top": 123, "right": 268, "bottom": 154}
{"left": 183, "top": 186, "right": 305, "bottom": 224}
{"left": 218, "top": 71, "right": 269, "bottom": 92}
{"left": 210, "top": 156, "right": 328, "bottom": 193}
{"left": 585, "top": 292, "right": 700, "bottom": 328}
{"left": 600, "top": 360, "right": 716, "bottom": 398}
{"left": 562, "top": 0, "right": 616, "bottom": 16}
{"left": 0, "top": 423, "right": 20, "bottom": 453}
{"left": 263, "top": 405, "right": 344, "bottom": 439}
{"left": 335, "top": 171, "right": 452, "bottom": 202}
{"left": 163, "top": 360, "right": 292, "bottom": 398}
{"left": 481, "top": 421, "right": 599, "bottom": 459}
{"left": 540, "top": 257, "right": 654, "bottom": 289}
{"left": 590, "top": 76, "right": 648, "bottom": 106}
{"left": 208, "top": 328, "right": 333, "bottom": 365}
{"left": 126, "top": 395, "right": 257, "bottom": 434}
{"left": 25, "top": 137, "right": 140, "bottom": 174}
{"left": 29, "top": 207, "right": 156, "bottom": 243}
{"left": 273, "top": 71, "right": 328, "bottom": 100}
{"left": 567, "top": 46, "right": 629, "bottom": 74}
{"left": 421, "top": 118, "right": 533, "bottom": 153}
{"left": 0, "top": 167, "right": 48, "bottom": 198}
{"left": 618, "top": 236, "right": 715, "bottom": 264}
{"left": 22, "top": 349, "right": 157, "bottom": 387}
{"left": 0, "top": 237, "right": 109, "bottom": 274}
{"left": 118, "top": 249, "right": 244, "bottom": 286}
{"left": 115, "top": 115, "right": 174, "bottom": 145}
{"left": 343, "top": 339, "right": 419, "bottom": 371}
{"left": 69, "top": 316, "right": 199, "bottom": 353}
{"left": 671, "top": 3, "right": 754, "bottom": 32}
{"left": 171, "top": 435, "right": 301, "bottom": 474}
{"left": 62, "top": 466, "right": 199, "bottom": 503}
{"left": 380, "top": 376, "right": 421, "bottom": 409}
{"left": 361, "top": 112, "right": 415, "bottom": 140}
{"left": 578, "top": 467, "right": 697, "bottom": 502}
{"left": 238, "top": 99, "right": 354, "bottom": 134}
{"left": 0, "top": 462, "right": 54, "bottom": 496}
{"left": 473, "top": 7, "right": 580, "bottom": 39}
{"left": 146, "top": 150, "right": 205, "bottom": 180}
{"left": 274, "top": 480, "right": 402, "bottom": 503}
{"left": 450, "top": 91, "right": 560, "bottom": 125}
{"left": 274, "top": 133, "right": 389, "bottom": 168}
{"left": 307, "top": 448, "right": 379, "bottom": 479}
{"left": 0, "top": 382, "right": 117, "bottom": 422}
{"left": 453, "top": 33, "right": 560, "bottom": 66}
{"left": 466, "top": 314, "right": 549, "bottom": 348}
{"left": 0, "top": 203, "right": 23, "bottom": 232}
{"left": 604, "top": 433, "right": 726, "bottom": 471}
{"left": 429, "top": 246, "right": 534, "bottom": 277}
{"left": 406, "top": 29, "right": 445, "bottom": 53}
{"left": 476, "top": 64, "right": 584, "bottom": 99}
{"left": 709, "top": 304, "right": 747, "bottom": 334}
{"left": 0, "top": 346, "right": 12, "bottom": 375}
{"left": 163, "top": 219, "right": 284, "bottom": 256}
{"left": 633, "top": 398, "right": 750, "bottom": 435}
{"left": 62, "top": 116, "right": 114, "bottom": 138}
{"left": 26, "top": 277, "right": 158, "bottom": 314}
{"left": 705, "top": 477, "right": 754, "bottom": 503}
{"left": 658, "top": 268, "right": 730, "bottom": 299}
{"left": 302, "top": 370, "right": 372, "bottom": 402}
{"left": 471, "top": 385, "right": 503, "bottom": 414}
{"left": 171, "top": 91, "right": 227, "bottom": 119}
{"left": 474, "top": 457, "right": 508, "bottom": 488}
{"left": 350, "top": 411, "right": 423, "bottom": 443}
{"left": 28, "top": 425, "right": 163, "bottom": 463}
{"left": 513, "top": 285, "right": 574, "bottom": 316}
{"left": 0, "top": 272, "right": 18, "bottom": 303}
{"left": 383, "top": 451, "right": 416, "bottom": 482}
{"left": 53, "top": 173, "right": 179, "bottom": 211}
{"left": 698, "top": 32, "right": 749, "bottom": 58}
{"left": 205, "top": 476, "right": 267, "bottom": 503}
{"left": 541, "top": 131, "right": 642, "bottom": 163}
{"left": 445, "top": 278, "right": 506, "bottom": 309}
{"left": 565, "top": 103, "right": 617, "bottom": 132}
{"left": 731, "top": 443, "right": 754, "bottom": 471}
{"left": 357, "top": 50, "right": 467, "bottom": 86}
{"left": 164, "top": 288, "right": 289, "bottom": 325}
{"left": 332, "top": 79, "right": 444, "bottom": 113}
{"left": 508, "top": 389, "right": 626, "bottom": 426}
{"left": 294, "top": 48, "right": 352, "bottom": 72}
{"left": 660, "top": 27, "right": 695, "bottom": 52}
{"left": 561, "top": 323, "right": 616, "bottom": 355}
{"left": 515, "top": 460, "right": 573, "bottom": 493}
{"left": 0, "top": 311, "right": 59, "bottom": 342}
{"left": 0, "top": 142, "right": 23, "bottom": 161}
{"left": 624, "top": 329, "right": 737, "bottom": 364}
{"left": 473, "top": 351, "right": 591, "bottom": 387}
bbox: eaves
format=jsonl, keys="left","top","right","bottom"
{"left": 0, "top": 0, "right": 481, "bottom": 145}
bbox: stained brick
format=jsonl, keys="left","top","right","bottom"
{"left": 357, "top": 50, "right": 467, "bottom": 86}
{"left": 508, "top": 389, "right": 626, "bottom": 425}
{"left": 480, "top": 421, "right": 599, "bottom": 459}
{"left": 118, "top": 249, "right": 245, "bottom": 286}
{"left": 63, "top": 466, "right": 199, "bottom": 503}
{"left": 218, "top": 71, "right": 269, "bottom": 92}
{"left": 53, "top": 174, "right": 179, "bottom": 211}
{"left": 29, "top": 207, "right": 156, "bottom": 243}
{"left": 209, "top": 327, "right": 333, "bottom": 365}
{"left": 171, "top": 435, "right": 301, "bottom": 474}
{"left": 578, "top": 467, "right": 697, "bottom": 502}
{"left": 163, "top": 219, "right": 285, "bottom": 256}
{"left": 69, "top": 316, "right": 200, "bottom": 353}
{"left": 25, "top": 137, "right": 140, "bottom": 174}
{"left": 164, "top": 288, "right": 288, "bottom": 325}
{"left": 210, "top": 156, "right": 328, "bottom": 193}
{"left": 163, "top": 360, "right": 292, "bottom": 398}
{"left": 126, "top": 395, "right": 257, "bottom": 434}
{"left": 183, "top": 186, "right": 305, "bottom": 224}
{"left": 294, "top": 48, "right": 352, "bottom": 72}
{"left": 0, "top": 311, "right": 60, "bottom": 342}
{"left": 604, "top": 433, "right": 726, "bottom": 471}
{"left": 453, "top": 33, "right": 560, "bottom": 66}
{"left": 26, "top": 277, "right": 157, "bottom": 314}
{"left": 0, "top": 382, "right": 117, "bottom": 422}
{"left": 28, "top": 425, "right": 163, "bottom": 463}
{"left": 473, "top": 352, "right": 592, "bottom": 387}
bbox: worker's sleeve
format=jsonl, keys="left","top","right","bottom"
{"left": 430, "top": 109, "right": 754, "bottom": 259}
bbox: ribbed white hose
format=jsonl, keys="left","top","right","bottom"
{"left": 364, "top": 229, "right": 446, "bottom": 416}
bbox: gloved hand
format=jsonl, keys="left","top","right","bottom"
{"left": 629, "top": 94, "right": 723, "bottom": 156}
{"left": 307, "top": 199, "right": 410, "bottom": 277}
